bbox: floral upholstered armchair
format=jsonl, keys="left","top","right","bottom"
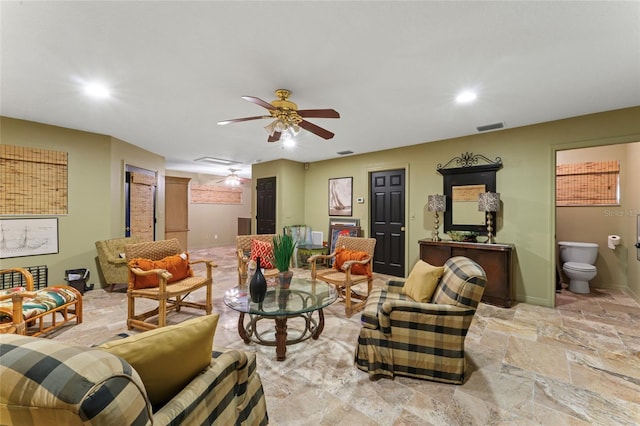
{"left": 355, "top": 256, "right": 487, "bottom": 384}
{"left": 95, "top": 237, "right": 142, "bottom": 291}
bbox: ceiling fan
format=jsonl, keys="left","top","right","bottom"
{"left": 217, "top": 89, "right": 340, "bottom": 142}
{"left": 217, "top": 168, "right": 248, "bottom": 187}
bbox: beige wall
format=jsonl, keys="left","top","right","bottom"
{"left": 165, "top": 170, "right": 252, "bottom": 249}
{"left": 556, "top": 143, "right": 639, "bottom": 289}
{"left": 254, "top": 106, "right": 640, "bottom": 307}
{"left": 251, "top": 159, "right": 306, "bottom": 234}
{"left": 1, "top": 117, "right": 165, "bottom": 289}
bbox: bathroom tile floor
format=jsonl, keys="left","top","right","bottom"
{"left": 50, "top": 245, "right": 640, "bottom": 425}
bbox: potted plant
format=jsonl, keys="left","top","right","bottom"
{"left": 272, "top": 233, "right": 297, "bottom": 288}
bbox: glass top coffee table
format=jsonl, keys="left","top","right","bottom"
{"left": 223, "top": 277, "right": 338, "bottom": 361}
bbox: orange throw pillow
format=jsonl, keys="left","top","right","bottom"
{"left": 250, "top": 239, "right": 275, "bottom": 269}
{"left": 128, "top": 253, "right": 193, "bottom": 289}
{"left": 333, "top": 247, "right": 371, "bottom": 276}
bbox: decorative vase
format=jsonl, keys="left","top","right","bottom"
{"left": 278, "top": 270, "right": 293, "bottom": 289}
{"left": 249, "top": 257, "right": 267, "bottom": 303}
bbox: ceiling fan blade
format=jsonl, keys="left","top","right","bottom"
{"left": 217, "top": 116, "right": 268, "bottom": 125}
{"left": 242, "top": 96, "right": 276, "bottom": 111}
{"left": 297, "top": 109, "right": 340, "bottom": 119}
{"left": 299, "top": 120, "right": 335, "bottom": 140}
{"left": 267, "top": 131, "right": 282, "bottom": 143}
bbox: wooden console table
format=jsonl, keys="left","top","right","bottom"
{"left": 419, "top": 239, "right": 514, "bottom": 308}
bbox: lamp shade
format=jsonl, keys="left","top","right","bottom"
{"left": 427, "top": 194, "right": 446, "bottom": 212}
{"left": 478, "top": 192, "right": 500, "bottom": 212}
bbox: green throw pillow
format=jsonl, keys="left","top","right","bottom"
{"left": 403, "top": 260, "right": 445, "bottom": 302}
{"left": 98, "top": 314, "right": 218, "bottom": 407}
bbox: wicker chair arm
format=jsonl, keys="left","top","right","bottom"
{"left": 307, "top": 253, "right": 334, "bottom": 263}
{"left": 189, "top": 258, "right": 218, "bottom": 268}
{"left": 340, "top": 256, "right": 372, "bottom": 271}
{"left": 0, "top": 268, "right": 34, "bottom": 291}
{"left": 378, "top": 300, "right": 475, "bottom": 335}
{"left": 128, "top": 267, "right": 173, "bottom": 281}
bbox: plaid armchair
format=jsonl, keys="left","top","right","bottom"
{"left": 0, "top": 334, "right": 268, "bottom": 425}
{"left": 355, "top": 256, "right": 487, "bottom": 384}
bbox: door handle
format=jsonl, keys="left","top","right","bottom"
{"left": 400, "top": 226, "right": 406, "bottom": 232}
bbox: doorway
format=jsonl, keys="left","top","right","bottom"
{"left": 125, "top": 165, "right": 157, "bottom": 241}
{"left": 370, "top": 169, "right": 406, "bottom": 276}
{"left": 256, "top": 177, "right": 276, "bottom": 234}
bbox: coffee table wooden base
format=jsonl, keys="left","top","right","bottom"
{"left": 237, "top": 309, "right": 325, "bottom": 361}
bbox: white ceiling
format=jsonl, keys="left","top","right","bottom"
{"left": 2, "top": 1, "right": 639, "bottom": 179}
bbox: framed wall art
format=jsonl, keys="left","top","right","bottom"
{"left": 328, "top": 225, "right": 361, "bottom": 260}
{"left": 328, "top": 177, "right": 353, "bottom": 216}
{"left": 0, "top": 218, "right": 59, "bottom": 259}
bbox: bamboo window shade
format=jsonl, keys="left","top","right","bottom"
{"left": 0, "top": 145, "right": 68, "bottom": 215}
{"left": 556, "top": 160, "right": 619, "bottom": 206}
{"left": 190, "top": 184, "right": 242, "bottom": 204}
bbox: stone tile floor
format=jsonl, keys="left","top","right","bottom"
{"left": 50, "top": 245, "right": 640, "bottom": 425}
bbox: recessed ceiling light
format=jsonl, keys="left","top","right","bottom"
{"left": 83, "top": 82, "right": 111, "bottom": 99}
{"left": 456, "top": 91, "right": 477, "bottom": 104}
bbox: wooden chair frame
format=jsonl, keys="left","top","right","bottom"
{"left": 309, "top": 235, "right": 376, "bottom": 317}
{"left": 0, "top": 268, "right": 83, "bottom": 336}
{"left": 124, "top": 238, "right": 216, "bottom": 331}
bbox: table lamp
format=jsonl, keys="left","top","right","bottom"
{"left": 478, "top": 192, "right": 500, "bottom": 243}
{"left": 427, "top": 194, "right": 446, "bottom": 242}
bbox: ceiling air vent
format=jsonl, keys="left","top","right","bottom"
{"left": 476, "top": 122, "right": 505, "bottom": 132}
{"left": 337, "top": 150, "right": 354, "bottom": 155}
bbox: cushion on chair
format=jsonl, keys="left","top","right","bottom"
{"left": 128, "top": 253, "right": 193, "bottom": 289}
{"left": 99, "top": 314, "right": 219, "bottom": 408}
{"left": 431, "top": 256, "right": 487, "bottom": 309}
{"left": 250, "top": 239, "right": 275, "bottom": 269}
{"left": 0, "top": 286, "right": 78, "bottom": 320}
{"left": 402, "top": 260, "right": 444, "bottom": 303}
{"left": 333, "top": 247, "right": 371, "bottom": 276}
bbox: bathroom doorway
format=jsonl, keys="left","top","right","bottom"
{"left": 555, "top": 142, "right": 640, "bottom": 305}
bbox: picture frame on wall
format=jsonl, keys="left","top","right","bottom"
{"left": 328, "top": 177, "right": 353, "bottom": 216}
{"left": 0, "top": 217, "right": 59, "bottom": 259}
{"left": 329, "top": 225, "right": 361, "bottom": 261}
{"left": 329, "top": 218, "right": 360, "bottom": 227}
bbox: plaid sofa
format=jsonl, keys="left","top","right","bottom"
{"left": 354, "top": 256, "right": 487, "bottom": 384}
{"left": 0, "top": 334, "right": 268, "bottom": 425}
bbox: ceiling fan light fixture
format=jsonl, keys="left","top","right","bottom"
{"left": 264, "top": 120, "right": 277, "bottom": 136}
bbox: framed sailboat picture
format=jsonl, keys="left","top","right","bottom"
{"left": 328, "top": 177, "right": 353, "bottom": 216}
{"left": 0, "top": 218, "right": 59, "bottom": 259}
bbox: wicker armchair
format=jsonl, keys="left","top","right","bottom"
{"left": 95, "top": 237, "right": 143, "bottom": 291}
{"left": 355, "top": 256, "right": 487, "bottom": 384}
{"left": 235, "top": 234, "right": 279, "bottom": 285}
{"left": 309, "top": 235, "right": 376, "bottom": 317}
{"left": 124, "top": 238, "right": 216, "bottom": 331}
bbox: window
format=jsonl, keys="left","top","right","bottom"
{"left": 556, "top": 160, "right": 619, "bottom": 206}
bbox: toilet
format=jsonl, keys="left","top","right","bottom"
{"left": 558, "top": 241, "right": 598, "bottom": 294}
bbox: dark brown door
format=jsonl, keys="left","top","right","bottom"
{"left": 370, "top": 169, "right": 405, "bottom": 276}
{"left": 256, "top": 177, "right": 276, "bottom": 234}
